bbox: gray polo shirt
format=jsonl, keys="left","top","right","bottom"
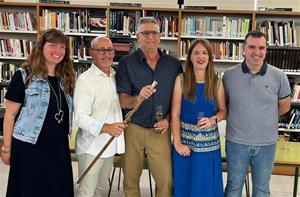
{"left": 116, "top": 49, "right": 182, "bottom": 128}
{"left": 223, "top": 62, "right": 291, "bottom": 146}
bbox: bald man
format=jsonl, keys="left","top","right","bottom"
{"left": 74, "top": 37, "right": 126, "bottom": 197}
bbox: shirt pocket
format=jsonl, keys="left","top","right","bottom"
{"left": 24, "top": 87, "right": 41, "bottom": 108}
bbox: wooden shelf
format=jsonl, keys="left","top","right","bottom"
{"left": 63, "top": 32, "right": 106, "bottom": 37}
{"left": 278, "top": 128, "right": 300, "bottom": 133}
{"left": 0, "top": 56, "right": 26, "bottom": 60}
{"left": 181, "top": 35, "right": 245, "bottom": 40}
{"left": 0, "top": 30, "right": 37, "bottom": 34}
{"left": 284, "top": 71, "right": 300, "bottom": 76}
{"left": 180, "top": 57, "right": 243, "bottom": 63}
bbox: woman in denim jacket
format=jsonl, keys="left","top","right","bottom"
{"left": 1, "top": 29, "right": 76, "bottom": 197}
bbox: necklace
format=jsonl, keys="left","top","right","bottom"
{"left": 196, "top": 80, "right": 205, "bottom": 84}
{"left": 46, "top": 78, "right": 64, "bottom": 124}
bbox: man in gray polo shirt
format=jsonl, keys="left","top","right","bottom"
{"left": 223, "top": 31, "right": 291, "bottom": 197}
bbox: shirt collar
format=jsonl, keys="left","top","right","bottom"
{"left": 91, "top": 63, "right": 115, "bottom": 77}
{"left": 136, "top": 48, "right": 165, "bottom": 62}
{"left": 241, "top": 61, "right": 267, "bottom": 76}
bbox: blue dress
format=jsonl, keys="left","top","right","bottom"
{"left": 172, "top": 81, "right": 224, "bottom": 197}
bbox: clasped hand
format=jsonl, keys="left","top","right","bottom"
{"left": 197, "top": 117, "right": 215, "bottom": 129}
{"left": 154, "top": 118, "right": 169, "bottom": 134}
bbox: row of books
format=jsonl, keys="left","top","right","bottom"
{"left": 181, "top": 17, "right": 251, "bottom": 38}
{"left": 0, "top": 39, "right": 33, "bottom": 58}
{"left": 68, "top": 36, "right": 93, "bottom": 61}
{"left": 256, "top": 20, "right": 298, "bottom": 47}
{"left": 39, "top": 0, "right": 70, "bottom": 4}
{"left": 279, "top": 108, "right": 300, "bottom": 130}
{"left": 113, "top": 42, "right": 135, "bottom": 62}
{"left": 266, "top": 47, "right": 300, "bottom": 71}
{"left": 180, "top": 40, "right": 244, "bottom": 61}
{"left": 40, "top": 9, "right": 106, "bottom": 33}
{"left": 0, "top": 63, "right": 17, "bottom": 82}
{"left": 155, "top": 16, "right": 178, "bottom": 37}
{"left": 110, "top": 10, "right": 179, "bottom": 38}
{"left": 109, "top": 10, "right": 142, "bottom": 36}
{"left": 0, "top": 11, "right": 36, "bottom": 31}
{"left": 144, "top": 10, "right": 179, "bottom": 37}
{"left": 0, "top": 35, "right": 136, "bottom": 62}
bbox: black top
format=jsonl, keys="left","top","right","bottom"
{"left": 116, "top": 49, "right": 182, "bottom": 127}
{"left": 5, "top": 70, "right": 73, "bottom": 197}
{"left": 5, "top": 70, "right": 69, "bottom": 134}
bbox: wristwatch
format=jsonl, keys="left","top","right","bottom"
{"left": 1, "top": 146, "right": 11, "bottom": 153}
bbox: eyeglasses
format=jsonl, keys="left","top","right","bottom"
{"left": 137, "top": 31, "right": 160, "bottom": 38}
{"left": 91, "top": 48, "right": 115, "bottom": 55}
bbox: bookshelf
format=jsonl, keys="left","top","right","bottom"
{"left": 254, "top": 11, "right": 300, "bottom": 47}
{"left": 144, "top": 7, "right": 179, "bottom": 57}
{"left": 0, "top": 2, "right": 300, "bottom": 141}
{"left": 1, "top": 2, "right": 299, "bottom": 63}
{"left": 179, "top": 10, "right": 253, "bottom": 63}
{"left": 38, "top": 3, "right": 108, "bottom": 62}
{"left": 278, "top": 102, "right": 300, "bottom": 143}
{"left": 0, "top": 3, "right": 36, "bottom": 61}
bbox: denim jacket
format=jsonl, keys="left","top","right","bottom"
{"left": 12, "top": 68, "right": 73, "bottom": 144}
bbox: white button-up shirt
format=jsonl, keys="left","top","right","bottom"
{"left": 74, "top": 63, "right": 125, "bottom": 157}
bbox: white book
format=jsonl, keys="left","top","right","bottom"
{"left": 164, "top": 17, "right": 168, "bottom": 37}
{"left": 288, "top": 112, "right": 296, "bottom": 129}
{"left": 8, "top": 13, "right": 15, "bottom": 31}
{"left": 279, "top": 25, "right": 284, "bottom": 46}
{"left": 231, "top": 19, "right": 237, "bottom": 38}
{"left": 292, "top": 85, "right": 300, "bottom": 102}
{"left": 14, "top": 39, "right": 22, "bottom": 57}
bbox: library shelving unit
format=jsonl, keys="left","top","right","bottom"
{"left": 254, "top": 10, "right": 300, "bottom": 48}
{"left": 38, "top": 3, "right": 108, "bottom": 62}
{"left": 144, "top": 7, "right": 179, "bottom": 57}
{"left": 179, "top": 10, "right": 253, "bottom": 64}
{"left": 108, "top": 6, "right": 142, "bottom": 62}
{"left": 108, "top": 6, "right": 180, "bottom": 59}
{"left": 1, "top": 2, "right": 300, "bottom": 65}
{"left": 0, "top": 2, "right": 300, "bottom": 143}
{"left": 0, "top": 2, "right": 37, "bottom": 63}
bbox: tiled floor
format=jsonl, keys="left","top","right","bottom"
{"left": 0, "top": 161, "right": 299, "bottom": 197}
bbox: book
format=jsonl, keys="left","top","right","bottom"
{"left": 292, "top": 84, "right": 300, "bottom": 102}
{"left": 89, "top": 10, "right": 106, "bottom": 33}
{"left": 110, "top": 2, "right": 142, "bottom": 7}
{"left": 184, "top": 6, "right": 217, "bottom": 10}
{"left": 39, "top": 0, "right": 70, "bottom": 4}
{"left": 287, "top": 109, "right": 296, "bottom": 129}
{"left": 258, "top": 7, "right": 292, "bottom": 11}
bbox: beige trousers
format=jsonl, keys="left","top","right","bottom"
{"left": 77, "top": 153, "right": 113, "bottom": 197}
{"left": 122, "top": 123, "right": 172, "bottom": 197}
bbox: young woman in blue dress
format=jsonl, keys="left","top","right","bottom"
{"left": 171, "top": 38, "right": 227, "bottom": 197}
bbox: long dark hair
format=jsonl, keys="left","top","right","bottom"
{"left": 21, "top": 28, "right": 75, "bottom": 94}
{"left": 183, "top": 39, "right": 219, "bottom": 101}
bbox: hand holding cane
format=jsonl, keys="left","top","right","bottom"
{"left": 76, "top": 81, "right": 158, "bottom": 185}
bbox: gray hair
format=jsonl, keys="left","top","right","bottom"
{"left": 137, "top": 17, "right": 159, "bottom": 33}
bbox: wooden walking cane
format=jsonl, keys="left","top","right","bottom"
{"left": 76, "top": 81, "right": 158, "bottom": 185}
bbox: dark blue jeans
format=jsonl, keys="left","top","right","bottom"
{"left": 225, "top": 140, "right": 276, "bottom": 197}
